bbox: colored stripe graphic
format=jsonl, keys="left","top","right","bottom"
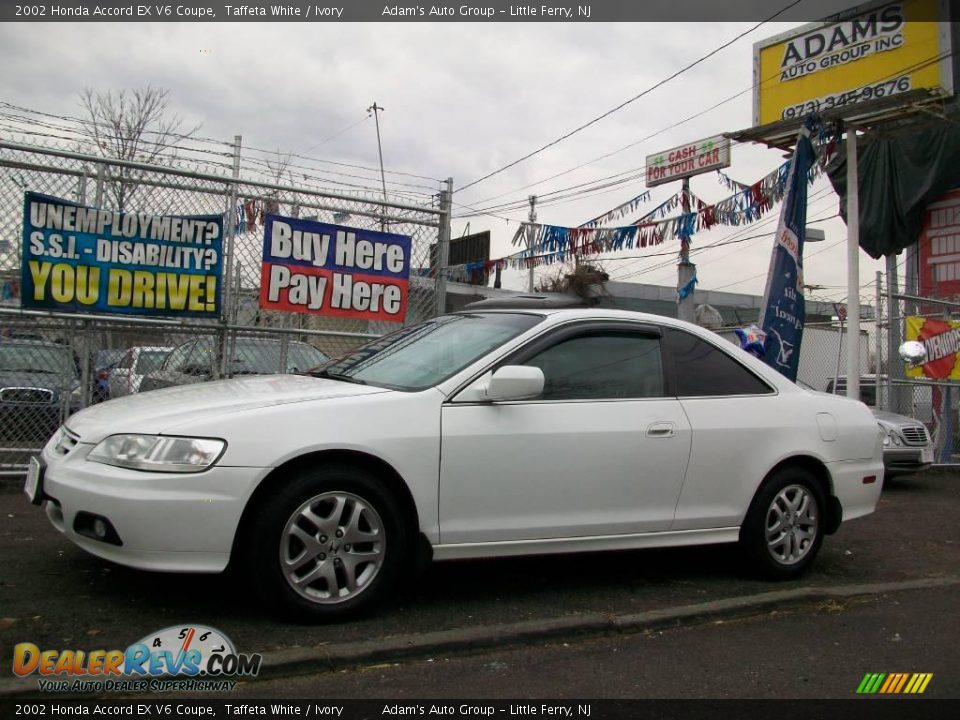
{"left": 857, "top": 673, "right": 932, "bottom": 694}
{"left": 857, "top": 673, "right": 886, "bottom": 693}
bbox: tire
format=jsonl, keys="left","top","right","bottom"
{"left": 739, "top": 467, "right": 826, "bottom": 580}
{"left": 248, "top": 463, "right": 409, "bottom": 621}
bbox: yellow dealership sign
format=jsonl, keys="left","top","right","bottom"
{"left": 753, "top": 0, "right": 953, "bottom": 126}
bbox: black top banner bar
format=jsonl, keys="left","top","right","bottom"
{"left": 1, "top": 0, "right": 937, "bottom": 23}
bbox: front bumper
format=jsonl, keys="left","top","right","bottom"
{"left": 883, "top": 445, "right": 934, "bottom": 477}
{"left": 38, "top": 435, "right": 268, "bottom": 573}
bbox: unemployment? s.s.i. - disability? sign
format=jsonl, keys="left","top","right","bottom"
{"left": 21, "top": 192, "right": 223, "bottom": 318}
{"left": 260, "top": 214, "right": 411, "bottom": 323}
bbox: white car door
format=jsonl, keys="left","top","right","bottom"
{"left": 659, "top": 327, "right": 785, "bottom": 531}
{"left": 439, "top": 323, "right": 692, "bottom": 544}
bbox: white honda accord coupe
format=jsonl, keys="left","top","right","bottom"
{"left": 26, "top": 309, "right": 885, "bottom": 620}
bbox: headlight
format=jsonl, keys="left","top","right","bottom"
{"left": 88, "top": 434, "right": 226, "bottom": 473}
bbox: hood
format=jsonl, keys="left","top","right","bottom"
{"left": 66, "top": 374, "right": 391, "bottom": 442}
{"left": 872, "top": 408, "right": 924, "bottom": 428}
{"left": 0, "top": 371, "right": 77, "bottom": 394}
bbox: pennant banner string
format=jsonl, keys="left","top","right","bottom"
{"left": 444, "top": 119, "right": 837, "bottom": 282}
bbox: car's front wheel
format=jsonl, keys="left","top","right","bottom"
{"left": 249, "top": 464, "right": 408, "bottom": 621}
{"left": 740, "top": 467, "right": 825, "bottom": 579}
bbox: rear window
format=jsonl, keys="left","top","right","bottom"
{"left": 663, "top": 328, "right": 773, "bottom": 397}
{"left": 135, "top": 350, "right": 170, "bottom": 374}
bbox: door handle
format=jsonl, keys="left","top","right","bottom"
{"left": 646, "top": 422, "right": 675, "bottom": 438}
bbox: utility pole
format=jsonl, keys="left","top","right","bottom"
{"left": 367, "top": 102, "right": 388, "bottom": 230}
{"left": 677, "top": 176, "right": 696, "bottom": 323}
{"left": 527, "top": 195, "right": 537, "bottom": 292}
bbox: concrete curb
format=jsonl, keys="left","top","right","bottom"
{"left": 2, "top": 574, "right": 957, "bottom": 697}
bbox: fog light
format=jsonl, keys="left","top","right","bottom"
{"left": 73, "top": 512, "right": 122, "bottom": 546}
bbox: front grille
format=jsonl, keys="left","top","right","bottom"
{"left": 52, "top": 427, "right": 80, "bottom": 456}
{"left": 901, "top": 426, "right": 929, "bottom": 446}
{"left": 1, "top": 387, "right": 54, "bottom": 404}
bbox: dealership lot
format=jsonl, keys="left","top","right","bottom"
{"left": 0, "top": 469, "right": 957, "bottom": 690}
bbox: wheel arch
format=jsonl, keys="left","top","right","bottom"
{"left": 229, "top": 449, "right": 422, "bottom": 565}
{"left": 749, "top": 455, "right": 842, "bottom": 535}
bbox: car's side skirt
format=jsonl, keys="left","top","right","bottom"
{"left": 432, "top": 527, "right": 740, "bottom": 561}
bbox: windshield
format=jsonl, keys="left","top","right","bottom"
{"left": 312, "top": 312, "right": 542, "bottom": 390}
{"left": 0, "top": 344, "right": 77, "bottom": 378}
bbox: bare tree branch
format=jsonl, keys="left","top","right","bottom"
{"left": 78, "top": 85, "right": 201, "bottom": 211}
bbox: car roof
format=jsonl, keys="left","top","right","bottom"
{"left": 454, "top": 306, "right": 696, "bottom": 331}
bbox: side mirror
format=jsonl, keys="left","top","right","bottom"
{"left": 483, "top": 366, "right": 544, "bottom": 402}
{"left": 899, "top": 341, "right": 927, "bottom": 367}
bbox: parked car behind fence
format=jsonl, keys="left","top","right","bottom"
{"left": 108, "top": 346, "right": 172, "bottom": 398}
{"left": 0, "top": 340, "right": 79, "bottom": 442}
{"left": 139, "top": 337, "right": 329, "bottom": 392}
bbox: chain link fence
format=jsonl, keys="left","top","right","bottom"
{"left": 876, "top": 280, "right": 960, "bottom": 466}
{"left": 0, "top": 130, "right": 451, "bottom": 473}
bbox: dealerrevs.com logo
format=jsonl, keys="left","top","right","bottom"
{"left": 12, "top": 625, "right": 262, "bottom": 693}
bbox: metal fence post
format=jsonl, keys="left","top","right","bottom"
{"left": 94, "top": 163, "right": 105, "bottom": 208}
{"left": 434, "top": 177, "right": 453, "bottom": 318}
{"left": 876, "top": 271, "right": 885, "bottom": 410}
{"left": 77, "top": 167, "right": 88, "bottom": 205}
{"left": 219, "top": 135, "right": 242, "bottom": 377}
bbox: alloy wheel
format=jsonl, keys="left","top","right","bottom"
{"left": 279, "top": 491, "right": 385, "bottom": 604}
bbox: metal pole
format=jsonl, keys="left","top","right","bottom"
{"left": 94, "top": 164, "right": 105, "bottom": 209}
{"left": 885, "top": 256, "right": 899, "bottom": 414}
{"left": 368, "top": 102, "right": 388, "bottom": 231}
{"left": 77, "top": 167, "right": 88, "bottom": 205}
{"left": 434, "top": 178, "right": 453, "bottom": 319}
{"left": 527, "top": 195, "right": 537, "bottom": 293}
{"left": 220, "top": 135, "right": 242, "bottom": 378}
{"left": 677, "top": 177, "right": 696, "bottom": 323}
{"left": 833, "top": 316, "right": 845, "bottom": 395}
{"left": 845, "top": 126, "right": 861, "bottom": 402}
{"left": 876, "top": 270, "right": 885, "bottom": 410}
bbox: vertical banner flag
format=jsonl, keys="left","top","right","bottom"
{"left": 758, "top": 120, "right": 815, "bottom": 381}
{"left": 260, "top": 215, "right": 411, "bottom": 322}
{"left": 22, "top": 192, "right": 223, "bottom": 318}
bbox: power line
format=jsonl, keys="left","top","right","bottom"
{"left": 454, "top": 0, "right": 804, "bottom": 195}
{"left": 460, "top": 43, "right": 960, "bottom": 223}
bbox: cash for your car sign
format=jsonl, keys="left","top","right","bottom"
{"left": 260, "top": 214, "right": 411, "bottom": 322}
{"left": 21, "top": 192, "right": 223, "bottom": 318}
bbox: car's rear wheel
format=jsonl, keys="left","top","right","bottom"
{"left": 249, "top": 464, "right": 408, "bottom": 621}
{"left": 740, "top": 467, "right": 825, "bottom": 579}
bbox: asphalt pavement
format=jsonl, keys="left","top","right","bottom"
{"left": 0, "top": 469, "right": 957, "bottom": 698}
{"left": 175, "top": 584, "right": 960, "bottom": 699}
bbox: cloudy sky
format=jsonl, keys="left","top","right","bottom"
{"left": 0, "top": 9, "right": 889, "bottom": 305}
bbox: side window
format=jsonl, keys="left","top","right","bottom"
{"left": 522, "top": 331, "right": 663, "bottom": 400}
{"left": 663, "top": 328, "right": 773, "bottom": 397}
{"left": 117, "top": 351, "right": 134, "bottom": 370}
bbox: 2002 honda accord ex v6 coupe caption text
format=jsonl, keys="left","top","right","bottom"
{"left": 25, "top": 309, "right": 885, "bottom": 621}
